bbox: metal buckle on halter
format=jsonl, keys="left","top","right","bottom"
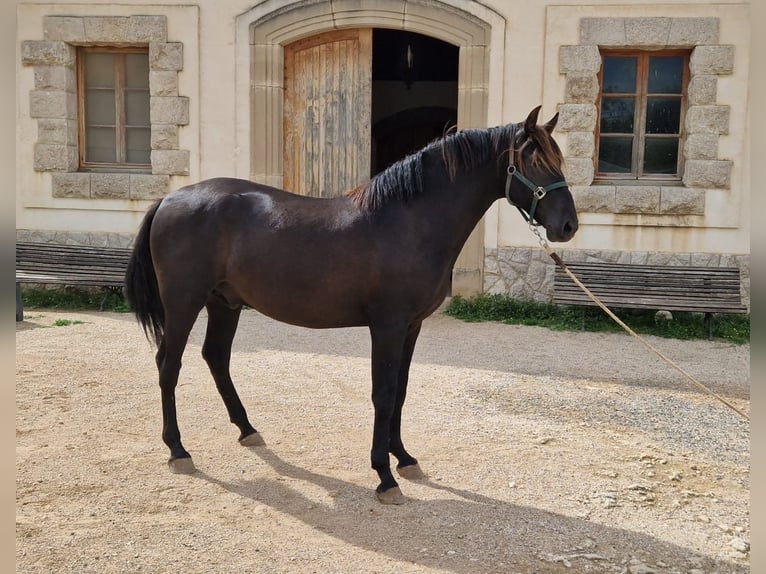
{"left": 533, "top": 186, "right": 546, "bottom": 200}
{"left": 507, "top": 165, "right": 516, "bottom": 175}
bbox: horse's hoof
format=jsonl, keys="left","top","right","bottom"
{"left": 168, "top": 457, "right": 196, "bottom": 474}
{"left": 397, "top": 463, "right": 425, "bottom": 480}
{"left": 239, "top": 432, "right": 266, "bottom": 447}
{"left": 375, "top": 486, "right": 406, "bottom": 505}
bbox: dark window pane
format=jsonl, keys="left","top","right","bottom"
{"left": 648, "top": 56, "right": 684, "bottom": 94}
{"left": 125, "top": 54, "right": 150, "bottom": 89}
{"left": 598, "top": 137, "right": 633, "bottom": 173}
{"left": 602, "top": 56, "right": 637, "bottom": 93}
{"left": 86, "top": 127, "right": 116, "bottom": 163}
{"left": 84, "top": 52, "right": 115, "bottom": 88}
{"left": 125, "top": 90, "right": 150, "bottom": 125}
{"left": 644, "top": 138, "right": 679, "bottom": 174}
{"left": 646, "top": 97, "right": 681, "bottom": 134}
{"left": 126, "top": 128, "right": 151, "bottom": 163}
{"left": 85, "top": 89, "right": 116, "bottom": 125}
{"left": 600, "top": 98, "right": 635, "bottom": 133}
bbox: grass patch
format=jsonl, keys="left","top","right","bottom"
{"left": 53, "top": 319, "right": 84, "bottom": 327}
{"left": 445, "top": 294, "right": 750, "bottom": 344}
{"left": 21, "top": 286, "right": 130, "bottom": 313}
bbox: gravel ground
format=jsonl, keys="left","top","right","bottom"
{"left": 16, "top": 307, "right": 750, "bottom": 573}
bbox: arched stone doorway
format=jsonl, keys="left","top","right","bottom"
{"left": 243, "top": 0, "right": 503, "bottom": 296}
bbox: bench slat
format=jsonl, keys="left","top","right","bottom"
{"left": 552, "top": 262, "right": 747, "bottom": 314}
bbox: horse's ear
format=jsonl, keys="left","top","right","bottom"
{"left": 524, "top": 105, "right": 542, "bottom": 134}
{"left": 542, "top": 112, "right": 559, "bottom": 134}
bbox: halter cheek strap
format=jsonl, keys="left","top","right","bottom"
{"left": 504, "top": 162, "right": 569, "bottom": 226}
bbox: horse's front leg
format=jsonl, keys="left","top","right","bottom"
{"left": 390, "top": 321, "right": 425, "bottom": 480}
{"left": 369, "top": 321, "right": 409, "bottom": 504}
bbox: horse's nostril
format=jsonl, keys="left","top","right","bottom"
{"left": 563, "top": 219, "right": 578, "bottom": 238}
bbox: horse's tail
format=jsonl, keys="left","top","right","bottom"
{"left": 124, "top": 200, "right": 165, "bottom": 347}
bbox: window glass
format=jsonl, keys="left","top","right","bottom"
{"left": 84, "top": 53, "right": 115, "bottom": 88}
{"left": 600, "top": 98, "right": 635, "bottom": 133}
{"left": 125, "top": 91, "right": 150, "bottom": 125}
{"left": 125, "top": 53, "right": 150, "bottom": 89}
{"left": 602, "top": 57, "right": 637, "bottom": 94}
{"left": 643, "top": 139, "right": 679, "bottom": 174}
{"left": 648, "top": 56, "right": 684, "bottom": 94}
{"left": 126, "top": 128, "right": 151, "bottom": 164}
{"left": 85, "top": 89, "right": 116, "bottom": 125}
{"left": 598, "top": 137, "right": 633, "bottom": 173}
{"left": 646, "top": 98, "right": 681, "bottom": 134}
{"left": 86, "top": 127, "right": 117, "bottom": 163}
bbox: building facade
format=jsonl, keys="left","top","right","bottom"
{"left": 16, "top": 0, "right": 751, "bottom": 308}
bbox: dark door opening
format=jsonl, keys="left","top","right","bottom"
{"left": 371, "top": 30, "right": 459, "bottom": 176}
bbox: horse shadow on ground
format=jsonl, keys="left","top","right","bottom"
{"left": 194, "top": 447, "right": 747, "bottom": 574}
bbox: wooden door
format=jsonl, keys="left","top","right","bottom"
{"left": 283, "top": 29, "right": 372, "bottom": 197}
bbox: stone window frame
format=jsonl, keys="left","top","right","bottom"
{"left": 557, "top": 17, "right": 734, "bottom": 217}
{"left": 20, "top": 15, "right": 190, "bottom": 201}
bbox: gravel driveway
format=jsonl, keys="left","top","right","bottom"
{"left": 16, "top": 307, "right": 750, "bottom": 573}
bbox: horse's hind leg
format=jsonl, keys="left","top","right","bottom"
{"left": 157, "top": 306, "right": 200, "bottom": 474}
{"left": 202, "top": 297, "right": 264, "bottom": 447}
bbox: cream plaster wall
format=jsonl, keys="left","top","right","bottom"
{"left": 16, "top": 0, "right": 750, "bottom": 264}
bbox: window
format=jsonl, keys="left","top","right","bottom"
{"left": 77, "top": 47, "right": 151, "bottom": 170}
{"left": 596, "top": 51, "right": 689, "bottom": 181}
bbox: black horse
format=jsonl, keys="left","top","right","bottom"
{"left": 124, "top": 106, "right": 578, "bottom": 504}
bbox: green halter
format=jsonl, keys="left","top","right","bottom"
{"left": 504, "top": 159, "right": 569, "bottom": 226}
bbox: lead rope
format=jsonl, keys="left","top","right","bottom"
{"left": 528, "top": 225, "right": 750, "bottom": 422}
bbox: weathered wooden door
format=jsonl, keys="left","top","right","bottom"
{"left": 283, "top": 29, "right": 372, "bottom": 197}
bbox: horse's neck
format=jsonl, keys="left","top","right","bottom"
{"left": 408, "top": 165, "right": 501, "bottom": 255}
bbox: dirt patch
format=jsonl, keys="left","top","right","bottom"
{"left": 16, "top": 308, "right": 750, "bottom": 573}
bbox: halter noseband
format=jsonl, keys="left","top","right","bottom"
{"left": 504, "top": 151, "right": 569, "bottom": 226}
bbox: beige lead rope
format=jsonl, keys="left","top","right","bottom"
{"left": 530, "top": 228, "right": 750, "bottom": 422}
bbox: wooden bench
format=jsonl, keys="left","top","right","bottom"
{"left": 15, "top": 242, "right": 132, "bottom": 321}
{"left": 552, "top": 261, "right": 747, "bottom": 339}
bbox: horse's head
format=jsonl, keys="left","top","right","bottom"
{"left": 504, "top": 106, "right": 578, "bottom": 242}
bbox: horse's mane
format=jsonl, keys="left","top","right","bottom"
{"left": 347, "top": 122, "right": 563, "bottom": 212}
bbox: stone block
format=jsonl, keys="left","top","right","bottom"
{"left": 149, "top": 42, "right": 184, "bottom": 71}
{"left": 151, "top": 150, "right": 190, "bottom": 175}
{"left": 615, "top": 186, "right": 660, "bottom": 214}
{"left": 83, "top": 17, "right": 130, "bottom": 43}
{"left": 34, "top": 66, "right": 76, "bottom": 92}
{"left": 580, "top": 18, "right": 625, "bottom": 46}
{"left": 37, "top": 119, "right": 77, "bottom": 145}
{"left": 668, "top": 18, "right": 719, "bottom": 46}
{"left": 128, "top": 16, "right": 167, "bottom": 43}
{"left": 33, "top": 144, "right": 77, "bottom": 171}
{"left": 685, "top": 105, "right": 729, "bottom": 135}
{"left": 51, "top": 173, "right": 91, "bottom": 198}
{"left": 625, "top": 18, "right": 671, "bottom": 47}
{"left": 130, "top": 174, "right": 169, "bottom": 199}
{"left": 690, "top": 45, "right": 735, "bottom": 75}
{"left": 90, "top": 173, "right": 130, "bottom": 199}
{"left": 563, "top": 157, "right": 595, "bottom": 186}
{"left": 150, "top": 96, "right": 189, "bottom": 125}
{"left": 21, "top": 41, "right": 75, "bottom": 67}
{"left": 687, "top": 75, "right": 717, "bottom": 106}
{"left": 557, "top": 104, "right": 597, "bottom": 132}
{"left": 659, "top": 186, "right": 705, "bottom": 215}
{"left": 565, "top": 74, "right": 599, "bottom": 104}
{"left": 149, "top": 71, "right": 178, "bottom": 96}
{"left": 683, "top": 159, "right": 732, "bottom": 188}
{"left": 43, "top": 16, "right": 86, "bottom": 41}
{"left": 29, "top": 90, "right": 76, "bottom": 120}
{"left": 572, "top": 185, "right": 614, "bottom": 213}
{"left": 151, "top": 124, "right": 179, "bottom": 150}
{"left": 559, "top": 45, "right": 601, "bottom": 74}
{"left": 566, "top": 132, "right": 595, "bottom": 158}
{"left": 684, "top": 133, "right": 718, "bottom": 160}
